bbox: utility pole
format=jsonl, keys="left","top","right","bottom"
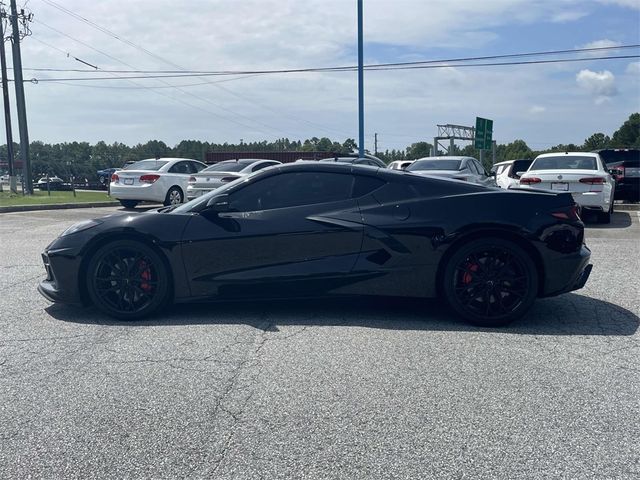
{"left": 357, "top": 0, "right": 364, "bottom": 158}
{"left": 0, "top": 6, "right": 16, "bottom": 193}
{"left": 9, "top": 0, "right": 32, "bottom": 194}
{"left": 374, "top": 133, "right": 378, "bottom": 155}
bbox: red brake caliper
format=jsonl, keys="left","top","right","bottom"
{"left": 462, "top": 263, "right": 479, "bottom": 285}
{"left": 138, "top": 261, "right": 152, "bottom": 292}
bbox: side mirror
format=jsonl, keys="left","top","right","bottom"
{"left": 489, "top": 171, "right": 496, "bottom": 177}
{"left": 205, "top": 193, "right": 231, "bottom": 212}
{"left": 608, "top": 168, "right": 622, "bottom": 176}
{"left": 515, "top": 171, "right": 526, "bottom": 178}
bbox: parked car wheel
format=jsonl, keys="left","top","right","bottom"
{"left": 443, "top": 238, "right": 538, "bottom": 327}
{"left": 119, "top": 200, "right": 139, "bottom": 209}
{"left": 86, "top": 240, "right": 170, "bottom": 320}
{"left": 164, "top": 186, "right": 183, "bottom": 206}
{"left": 598, "top": 204, "right": 613, "bottom": 224}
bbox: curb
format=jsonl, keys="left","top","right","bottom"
{"left": 614, "top": 204, "right": 640, "bottom": 211}
{"left": 0, "top": 201, "right": 119, "bottom": 214}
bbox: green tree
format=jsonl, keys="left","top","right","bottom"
{"left": 405, "top": 142, "right": 433, "bottom": 159}
{"left": 611, "top": 113, "right": 640, "bottom": 148}
{"left": 583, "top": 133, "right": 610, "bottom": 151}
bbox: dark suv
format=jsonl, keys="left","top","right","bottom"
{"left": 597, "top": 149, "right": 640, "bottom": 202}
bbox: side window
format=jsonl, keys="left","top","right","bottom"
{"left": 169, "top": 161, "right": 190, "bottom": 174}
{"left": 252, "top": 162, "right": 276, "bottom": 172}
{"left": 230, "top": 172, "right": 354, "bottom": 211}
{"left": 473, "top": 160, "right": 486, "bottom": 175}
{"left": 191, "top": 162, "right": 206, "bottom": 173}
{"left": 352, "top": 176, "right": 385, "bottom": 197}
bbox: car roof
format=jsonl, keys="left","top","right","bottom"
{"left": 535, "top": 152, "right": 599, "bottom": 159}
{"left": 414, "top": 156, "right": 473, "bottom": 161}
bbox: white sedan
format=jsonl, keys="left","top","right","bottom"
{"left": 186, "top": 159, "right": 281, "bottom": 200}
{"left": 518, "top": 152, "right": 615, "bottom": 223}
{"left": 110, "top": 158, "right": 207, "bottom": 209}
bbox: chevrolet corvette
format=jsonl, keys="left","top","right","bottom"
{"left": 39, "top": 162, "right": 592, "bottom": 327}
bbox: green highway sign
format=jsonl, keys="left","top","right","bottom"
{"left": 474, "top": 117, "right": 493, "bottom": 150}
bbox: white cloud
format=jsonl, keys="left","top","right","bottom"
{"left": 551, "top": 10, "right": 589, "bottom": 22}
{"left": 597, "top": 0, "right": 640, "bottom": 10}
{"left": 529, "top": 106, "right": 547, "bottom": 114}
{"left": 579, "top": 39, "right": 623, "bottom": 56}
{"left": 626, "top": 62, "right": 640, "bottom": 74}
{"left": 576, "top": 69, "right": 618, "bottom": 104}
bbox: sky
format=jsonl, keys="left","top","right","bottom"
{"left": 6, "top": 0, "right": 640, "bottom": 153}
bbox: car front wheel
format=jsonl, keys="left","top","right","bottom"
{"left": 86, "top": 240, "right": 170, "bottom": 320}
{"left": 119, "top": 200, "right": 139, "bottom": 209}
{"left": 442, "top": 238, "right": 538, "bottom": 327}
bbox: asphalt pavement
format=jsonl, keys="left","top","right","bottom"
{"left": 0, "top": 206, "right": 638, "bottom": 479}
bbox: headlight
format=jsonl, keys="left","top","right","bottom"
{"left": 60, "top": 219, "right": 102, "bottom": 237}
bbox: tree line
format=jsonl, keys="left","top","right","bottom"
{"left": 1, "top": 113, "right": 637, "bottom": 180}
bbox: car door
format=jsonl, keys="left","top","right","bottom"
{"left": 180, "top": 170, "right": 364, "bottom": 298}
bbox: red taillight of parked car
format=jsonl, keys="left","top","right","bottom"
{"left": 111, "top": 173, "right": 119, "bottom": 183}
{"left": 188, "top": 176, "right": 197, "bottom": 183}
{"left": 520, "top": 177, "right": 541, "bottom": 185}
{"left": 612, "top": 165, "right": 625, "bottom": 182}
{"left": 579, "top": 177, "right": 605, "bottom": 184}
{"left": 220, "top": 176, "right": 239, "bottom": 183}
{"left": 551, "top": 204, "right": 581, "bottom": 221}
{"left": 139, "top": 174, "right": 160, "bottom": 184}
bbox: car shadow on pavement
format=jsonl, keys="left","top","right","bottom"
{"left": 584, "top": 211, "right": 632, "bottom": 228}
{"left": 45, "top": 292, "right": 638, "bottom": 336}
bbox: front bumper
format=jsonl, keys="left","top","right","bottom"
{"left": 37, "top": 250, "right": 84, "bottom": 305}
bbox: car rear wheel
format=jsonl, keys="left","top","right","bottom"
{"left": 164, "top": 187, "right": 183, "bottom": 206}
{"left": 443, "top": 238, "right": 538, "bottom": 327}
{"left": 86, "top": 240, "right": 170, "bottom": 320}
{"left": 119, "top": 200, "right": 139, "bottom": 209}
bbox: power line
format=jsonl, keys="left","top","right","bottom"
{"left": 29, "top": 54, "right": 640, "bottom": 82}
{"left": 21, "top": 43, "right": 640, "bottom": 76}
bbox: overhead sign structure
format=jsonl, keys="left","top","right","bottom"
{"left": 474, "top": 117, "right": 493, "bottom": 150}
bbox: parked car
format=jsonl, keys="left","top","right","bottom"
{"left": 319, "top": 154, "right": 387, "bottom": 168}
{"left": 491, "top": 159, "right": 533, "bottom": 189}
{"left": 186, "top": 159, "right": 281, "bottom": 200}
{"left": 518, "top": 152, "right": 615, "bottom": 223}
{"left": 35, "top": 176, "right": 73, "bottom": 191}
{"left": 406, "top": 156, "right": 495, "bottom": 187}
{"left": 97, "top": 168, "right": 117, "bottom": 188}
{"left": 109, "top": 158, "right": 207, "bottom": 209}
{"left": 39, "top": 162, "right": 591, "bottom": 328}
{"left": 596, "top": 149, "right": 639, "bottom": 202}
{"left": 387, "top": 160, "right": 414, "bottom": 170}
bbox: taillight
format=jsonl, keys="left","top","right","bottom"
{"left": 220, "top": 176, "right": 239, "bottom": 183}
{"left": 520, "top": 177, "right": 541, "bottom": 185}
{"left": 613, "top": 165, "right": 625, "bottom": 181}
{"left": 111, "top": 173, "right": 119, "bottom": 183}
{"left": 551, "top": 204, "right": 581, "bottom": 221}
{"left": 139, "top": 174, "right": 160, "bottom": 184}
{"left": 579, "top": 177, "right": 605, "bottom": 184}
{"left": 188, "top": 176, "right": 196, "bottom": 183}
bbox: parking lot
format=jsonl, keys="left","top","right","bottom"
{"left": 1, "top": 206, "right": 638, "bottom": 479}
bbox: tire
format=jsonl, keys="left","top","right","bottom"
{"left": 164, "top": 187, "right": 183, "bottom": 206}
{"left": 442, "top": 238, "right": 538, "bottom": 327}
{"left": 86, "top": 240, "right": 171, "bottom": 320}
{"left": 119, "top": 200, "right": 139, "bottom": 209}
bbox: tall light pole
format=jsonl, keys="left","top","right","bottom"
{"left": 357, "top": 0, "right": 364, "bottom": 158}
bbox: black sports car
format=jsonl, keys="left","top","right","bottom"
{"left": 39, "top": 162, "right": 592, "bottom": 327}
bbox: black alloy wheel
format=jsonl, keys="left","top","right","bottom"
{"left": 86, "top": 240, "right": 170, "bottom": 320}
{"left": 164, "top": 187, "right": 183, "bottom": 206}
{"left": 443, "top": 238, "right": 538, "bottom": 327}
{"left": 119, "top": 200, "right": 139, "bottom": 209}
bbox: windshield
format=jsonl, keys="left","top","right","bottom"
{"left": 123, "top": 159, "right": 169, "bottom": 171}
{"left": 201, "top": 161, "right": 254, "bottom": 173}
{"left": 407, "top": 159, "right": 462, "bottom": 171}
{"left": 530, "top": 156, "right": 597, "bottom": 170}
